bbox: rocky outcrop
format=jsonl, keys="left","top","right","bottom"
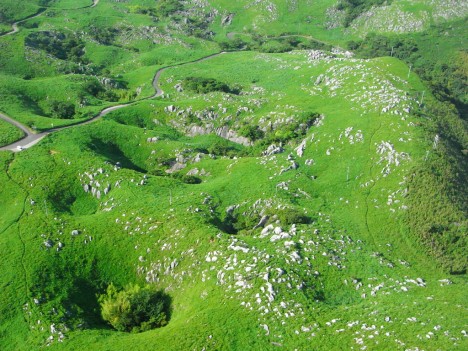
{"left": 187, "top": 125, "right": 251, "bottom": 146}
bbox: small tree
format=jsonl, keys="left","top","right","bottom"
{"left": 239, "top": 125, "right": 265, "bottom": 141}
{"left": 99, "top": 283, "right": 170, "bottom": 333}
{"left": 48, "top": 100, "right": 75, "bottom": 119}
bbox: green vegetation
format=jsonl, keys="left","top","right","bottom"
{"left": 347, "top": 21, "right": 467, "bottom": 273}
{"left": 349, "top": 24, "right": 467, "bottom": 116}
{"left": 47, "top": 100, "right": 75, "bottom": 119}
{"left": 0, "top": 119, "right": 24, "bottom": 146}
{"left": 220, "top": 35, "right": 333, "bottom": 53}
{"left": 337, "top": 0, "right": 392, "bottom": 26}
{"left": 182, "top": 76, "right": 241, "bottom": 95}
{"left": 0, "top": 1, "right": 467, "bottom": 350}
{"left": 155, "top": 0, "right": 183, "bottom": 17}
{"left": 25, "top": 31, "right": 87, "bottom": 63}
{"left": 100, "top": 284, "right": 171, "bottom": 333}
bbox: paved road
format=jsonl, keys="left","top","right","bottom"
{"left": 0, "top": 0, "right": 99, "bottom": 37}
{"left": 0, "top": 52, "right": 227, "bottom": 152}
{"left": 0, "top": 104, "right": 133, "bottom": 152}
{"left": 0, "top": 9, "right": 46, "bottom": 36}
{"left": 0, "top": 0, "right": 229, "bottom": 152}
{"left": 0, "top": 3, "right": 333, "bottom": 152}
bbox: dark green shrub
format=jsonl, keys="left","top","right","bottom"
{"left": 182, "top": 77, "right": 240, "bottom": 95}
{"left": 219, "top": 38, "right": 248, "bottom": 51}
{"left": 99, "top": 284, "right": 171, "bottom": 333}
{"left": 208, "top": 140, "right": 239, "bottom": 156}
{"left": 25, "top": 31, "right": 87, "bottom": 63}
{"left": 48, "top": 100, "right": 75, "bottom": 119}
{"left": 337, "top": 0, "right": 392, "bottom": 27}
{"left": 88, "top": 26, "right": 119, "bottom": 45}
{"left": 260, "top": 40, "right": 292, "bottom": 53}
{"left": 84, "top": 79, "right": 105, "bottom": 97}
{"left": 267, "top": 208, "right": 311, "bottom": 226}
{"left": 239, "top": 125, "right": 265, "bottom": 141}
{"left": 156, "top": 0, "right": 183, "bottom": 17}
{"left": 181, "top": 175, "right": 202, "bottom": 184}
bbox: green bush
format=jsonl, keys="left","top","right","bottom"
{"left": 183, "top": 77, "right": 241, "bottom": 95}
{"left": 99, "top": 283, "right": 171, "bottom": 333}
{"left": 267, "top": 207, "right": 311, "bottom": 226}
{"left": 207, "top": 140, "right": 240, "bottom": 156}
{"left": 239, "top": 125, "right": 265, "bottom": 141}
{"left": 181, "top": 175, "right": 202, "bottom": 184}
{"left": 337, "top": 0, "right": 392, "bottom": 27}
{"left": 259, "top": 40, "right": 292, "bottom": 53}
{"left": 84, "top": 79, "right": 105, "bottom": 97}
{"left": 219, "top": 38, "right": 248, "bottom": 51}
{"left": 48, "top": 100, "right": 75, "bottom": 119}
{"left": 156, "top": 0, "right": 183, "bottom": 17}
{"left": 25, "top": 31, "right": 87, "bottom": 63}
{"left": 88, "top": 25, "right": 119, "bottom": 45}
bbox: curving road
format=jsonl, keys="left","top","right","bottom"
{"left": 0, "top": 51, "right": 227, "bottom": 152}
{"left": 0, "top": 9, "right": 46, "bottom": 36}
{"left": 0, "top": 0, "right": 99, "bottom": 37}
{"left": 1, "top": 4, "right": 333, "bottom": 152}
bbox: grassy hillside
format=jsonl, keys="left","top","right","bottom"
{"left": 0, "top": 1, "right": 467, "bottom": 350}
{"left": 0, "top": 119, "right": 24, "bottom": 146}
{"left": 1, "top": 48, "right": 467, "bottom": 350}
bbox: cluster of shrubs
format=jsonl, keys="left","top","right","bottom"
{"left": 219, "top": 36, "right": 332, "bottom": 54}
{"left": 47, "top": 100, "right": 75, "bottom": 119}
{"left": 83, "top": 79, "right": 120, "bottom": 102}
{"left": 250, "top": 112, "right": 321, "bottom": 146}
{"left": 337, "top": 0, "right": 392, "bottom": 26}
{"left": 25, "top": 31, "right": 87, "bottom": 63}
{"left": 213, "top": 206, "right": 311, "bottom": 235}
{"left": 129, "top": 0, "right": 182, "bottom": 17}
{"left": 182, "top": 77, "right": 241, "bottom": 95}
{"left": 99, "top": 284, "right": 171, "bottom": 333}
{"left": 88, "top": 25, "right": 119, "bottom": 45}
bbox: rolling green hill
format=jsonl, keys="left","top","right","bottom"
{"left": 0, "top": 1, "right": 466, "bottom": 350}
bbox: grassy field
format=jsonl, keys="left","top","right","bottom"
{"left": 0, "top": 1, "right": 466, "bottom": 350}
{"left": 0, "top": 119, "right": 24, "bottom": 146}
{"left": 0, "top": 47, "right": 467, "bottom": 350}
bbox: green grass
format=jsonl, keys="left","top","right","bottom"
{"left": 0, "top": 1, "right": 466, "bottom": 350}
{"left": 0, "top": 0, "right": 43, "bottom": 23}
{"left": 1, "top": 47, "right": 467, "bottom": 350}
{"left": 0, "top": 118, "right": 24, "bottom": 146}
{"left": 348, "top": 0, "right": 468, "bottom": 35}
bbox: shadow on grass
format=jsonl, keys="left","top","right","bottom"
{"left": 88, "top": 137, "right": 147, "bottom": 173}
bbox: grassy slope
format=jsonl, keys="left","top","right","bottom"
{"left": 0, "top": 0, "right": 218, "bottom": 131}
{"left": 0, "top": 119, "right": 24, "bottom": 146}
{"left": 0, "top": 50, "right": 466, "bottom": 350}
{"left": 348, "top": 0, "right": 468, "bottom": 35}
{"left": 1, "top": 0, "right": 464, "bottom": 137}
{"left": 0, "top": 1, "right": 466, "bottom": 350}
